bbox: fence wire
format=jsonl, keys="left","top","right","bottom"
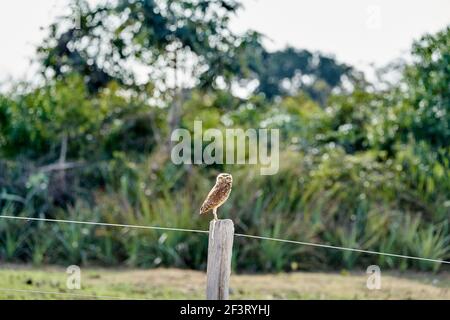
{"left": 0, "top": 214, "right": 448, "bottom": 265}
{"left": 0, "top": 287, "right": 144, "bottom": 300}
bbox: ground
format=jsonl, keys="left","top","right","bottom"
{"left": 0, "top": 264, "right": 448, "bottom": 300}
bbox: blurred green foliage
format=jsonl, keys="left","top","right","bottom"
{"left": 0, "top": 1, "right": 448, "bottom": 272}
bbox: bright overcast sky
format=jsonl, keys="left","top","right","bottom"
{"left": 0, "top": 0, "right": 449, "bottom": 83}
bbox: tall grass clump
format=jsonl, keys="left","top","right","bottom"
{"left": 1, "top": 143, "right": 449, "bottom": 272}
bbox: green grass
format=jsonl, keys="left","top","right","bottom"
{"left": 0, "top": 264, "right": 448, "bottom": 300}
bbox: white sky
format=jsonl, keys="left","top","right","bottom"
{"left": 0, "top": 0, "right": 449, "bottom": 84}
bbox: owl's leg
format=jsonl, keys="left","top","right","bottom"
{"left": 210, "top": 208, "right": 218, "bottom": 242}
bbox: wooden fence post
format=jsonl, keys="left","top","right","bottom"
{"left": 206, "top": 219, "right": 234, "bottom": 300}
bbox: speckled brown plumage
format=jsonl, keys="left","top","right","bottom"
{"left": 200, "top": 173, "right": 233, "bottom": 220}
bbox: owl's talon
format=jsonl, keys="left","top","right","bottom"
{"left": 211, "top": 218, "right": 216, "bottom": 242}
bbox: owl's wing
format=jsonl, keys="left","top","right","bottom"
{"left": 199, "top": 184, "right": 220, "bottom": 214}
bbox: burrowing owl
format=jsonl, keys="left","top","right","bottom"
{"left": 200, "top": 173, "right": 233, "bottom": 221}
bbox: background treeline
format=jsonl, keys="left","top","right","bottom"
{"left": 0, "top": 0, "right": 448, "bottom": 272}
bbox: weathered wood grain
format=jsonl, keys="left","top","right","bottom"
{"left": 206, "top": 219, "right": 234, "bottom": 300}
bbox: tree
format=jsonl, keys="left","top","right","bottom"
{"left": 402, "top": 26, "right": 450, "bottom": 147}
{"left": 37, "top": 0, "right": 256, "bottom": 137}
{"left": 243, "top": 45, "right": 365, "bottom": 105}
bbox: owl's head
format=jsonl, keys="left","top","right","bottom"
{"left": 217, "top": 173, "right": 232, "bottom": 184}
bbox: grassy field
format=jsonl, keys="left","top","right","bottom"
{"left": 0, "top": 265, "right": 449, "bottom": 300}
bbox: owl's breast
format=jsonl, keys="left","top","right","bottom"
{"left": 216, "top": 182, "right": 232, "bottom": 205}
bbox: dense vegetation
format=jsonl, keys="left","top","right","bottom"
{"left": 0, "top": 0, "right": 448, "bottom": 272}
